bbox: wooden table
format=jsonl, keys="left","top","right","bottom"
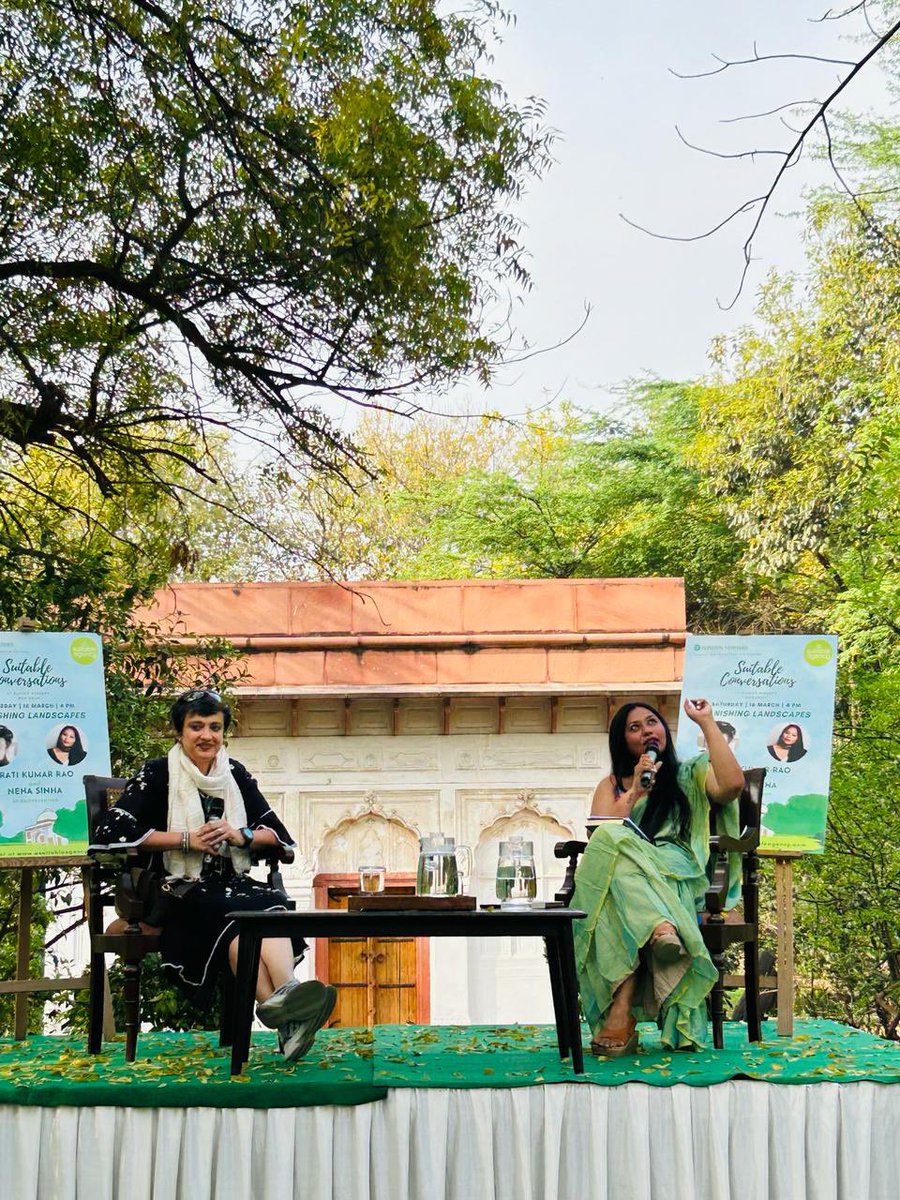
{"left": 227, "top": 907, "right": 587, "bottom": 1077}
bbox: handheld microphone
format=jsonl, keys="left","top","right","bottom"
{"left": 639, "top": 742, "right": 660, "bottom": 790}
{"left": 201, "top": 795, "right": 226, "bottom": 874}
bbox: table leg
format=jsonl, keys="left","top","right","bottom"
{"left": 543, "top": 934, "right": 569, "bottom": 1060}
{"left": 556, "top": 924, "right": 584, "bottom": 1074}
{"left": 230, "top": 931, "right": 262, "bottom": 1075}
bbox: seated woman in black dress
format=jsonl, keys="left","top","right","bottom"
{"left": 91, "top": 689, "right": 335, "bottom": 1061}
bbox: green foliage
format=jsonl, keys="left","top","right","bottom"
{"left": 0, "top": 450, "right": 242, "bottom": 772}
{"left": 60, "top": 956, "right": 222, "bottom": 1038}
{"left": 179, "top": 410, "right": 520, "bottom": 581}
{"left": 0, "top": 0, "right": 551, "bottom": 504}
{"left": 184, "top": 395, "right": 748, "bottom": 628}
{"left": 687, "top": 207, "right": 900, "bottom": 1035}
{"left": 377, "top": 393, "right": 745, "bottom": 629}
{"left": 0, "top": 875, "right": 50, "bottom": 1035}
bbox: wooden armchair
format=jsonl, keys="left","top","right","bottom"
{"left": 554, "top": 767, "right": 767, "bottom": 1050}
{"left": 85, "top": 774, "right": 295, "bottom": 1062}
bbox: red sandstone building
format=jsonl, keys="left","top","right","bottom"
{"left": 145, "top": 578, "right": 686, "bottom": 1027}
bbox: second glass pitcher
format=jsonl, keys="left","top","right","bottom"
{"left": 496, "top": 836, "right": 537, "bottom": 905}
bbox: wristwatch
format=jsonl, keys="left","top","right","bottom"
{"left": 239, "top": 826, "right": 254, "bottom": 848}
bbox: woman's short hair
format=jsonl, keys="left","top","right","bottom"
{"left": 171, "top": 689, "right": 231, "bottom": 733}
{"left": 0, "top": 725, "right": 12, "bottom": 746}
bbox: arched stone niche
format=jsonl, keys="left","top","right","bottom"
{"left": 468, "top": 804, "right": 575, "bottom": 1024}
{"left": 316, "top": 811, "right": 419, "bottom": 874}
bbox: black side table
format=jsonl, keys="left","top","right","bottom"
{"left": 226, "top": 907, "right": 587, "bottom": 1076}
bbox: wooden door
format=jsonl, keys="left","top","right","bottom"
{"left": 312, "top": 874, "right": 429, "bottom": 1027}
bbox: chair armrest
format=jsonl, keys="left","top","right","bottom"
{"left": 704, "top": 851, "right": 731, "bottom": 915}
{"left": 249, "top": 844, "right": 295, "bottom": 867}
{"left": 554, "top": 840, "right": 587, "bottom": 905}
{"left": 114, "top": 870, "right": 149, "bottom": 925}
{"left": 249, "top": 842, "right": 295, "bottom": 900}
{"left": 554, "top": 839, "right": 588, "bottom": 859}
{"left": 88, "top": 847, "right": 142, "bottom": 863}
{"left": 708, "top": 828, "right": 760, "bottom": 855}
{"left": 705, "top": 826, "right": 761, "bottom": 914}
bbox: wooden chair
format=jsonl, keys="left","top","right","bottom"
{"left": 554, "top": 767, "right": 766, "bottom": 1050}
{"left": 85, "top": 774, "right": 295, "bottom": 1062}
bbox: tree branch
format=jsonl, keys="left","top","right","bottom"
{"left": 627, "top": 16, "right": 900, "bottom": 306}
{"left": 670, "top": 44, "right": 856, "bottom": 80}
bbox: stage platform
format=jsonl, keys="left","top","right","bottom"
{"left": 3, "top": 1019, "right": 900, "bottom": 1199}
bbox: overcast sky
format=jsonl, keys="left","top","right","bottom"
{"left": 435, "top": 0, "right": 894, "bottom": 418}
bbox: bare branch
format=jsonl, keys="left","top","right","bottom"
{"left": 630, "top": 16, "right": 900, "bottom": 306}
{"left": 675, "top": 124, "right": 790, "bottom": 161}
{"left": 718, "top": 15, "right": 900, "bottom": 305}
{"left": 821, "top": 111, "right": 900, "bottom": 255}
{"left": 621, "top": 197, "right": 764, "bottom": 245}
{"left": 720, "top": 100, "right": 822, "bottom": 125}
{"left": 671, "top": 43, "right": 856, "bottom": 80}
{"left": 814, "top": 3, "right": 867, "bottom": 20}
{"left": 812, "top": 3, "right": 881, "bottom": 40}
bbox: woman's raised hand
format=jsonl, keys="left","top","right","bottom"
{"left": 683, "top": 697, "right": 714, "bottom": 725}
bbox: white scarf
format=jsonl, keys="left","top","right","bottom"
{"left": 164, "top": 744, "right": 251, "bottom": 879}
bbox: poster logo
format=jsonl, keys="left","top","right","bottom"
{"left": 69, "top": 636, "right": 100, "bottom": 665}
{"left": 803, "top": 639, "right": 834, "bottom": 667}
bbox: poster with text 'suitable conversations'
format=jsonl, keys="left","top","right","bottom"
{"left": 0, "top": 632, "right": 111, "bottom": 858}
{"left": 675, "top": 635, "right": 838, "bottom": 855}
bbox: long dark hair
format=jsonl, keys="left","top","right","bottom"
{"left": 609, "top": 701, "right": 691, "bottom": 840}
{"left": 55, "top": 725, "right": 86, "bottom": 765}
{"left": 776, "top": 723, "right": 805, "bottom": 762}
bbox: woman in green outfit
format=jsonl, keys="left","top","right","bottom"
{"left": 571, "top": 697, "right": 744, "bottom": 1056}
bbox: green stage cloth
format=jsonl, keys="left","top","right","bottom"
{"left": 0, "top": 1019, "right": 898, "bottom": 1109}
{"left": 372, "top": 1018, "right": 900, "bottom": 1089}
{"left": 0, "top": 1029, "right": 386, "bottom": 1109}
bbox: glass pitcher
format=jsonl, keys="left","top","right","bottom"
{"left": 416, "top": 833, "right": 472, "bottom": 896}
{"left": 496, "top": 836, "right": 538, "bottom": 906}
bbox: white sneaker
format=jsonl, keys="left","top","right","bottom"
{"left": 256, "top": 979, "right": 332, "bottom": 1029}
{"left": 277, "top": 985, "right": 337, "bottom": 1061}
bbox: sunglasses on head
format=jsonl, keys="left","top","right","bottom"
{"left": 180, "top": 688, "right": 222, "bottom": 704}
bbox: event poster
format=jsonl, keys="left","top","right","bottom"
{"left": 0, "top": 631, "right": 111, "bottom": 858}
{"left": 675, "top": 634, "right": 838, "bottom": 854}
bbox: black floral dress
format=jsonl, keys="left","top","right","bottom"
{"left": 91, "top": 756, "right": 305, "bottom": 1003}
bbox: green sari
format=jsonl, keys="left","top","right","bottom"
{"left": 571, "top": 754, "right": 738, "bottom": 1050}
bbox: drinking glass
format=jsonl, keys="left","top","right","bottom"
{"left": 358, "top": 865, "right": 386, "bottom": 894}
